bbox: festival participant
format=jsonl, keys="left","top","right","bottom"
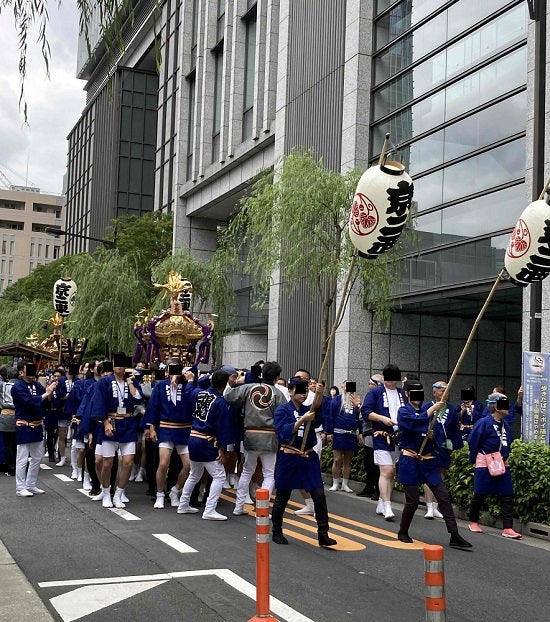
{"left": 144, "top": 359, "right": 195, "bottom": 509}
{"left": 78, "top": 361, "right": 110, "bottom": 497}
{"left": 467, "top": 393, "right": 522, "bottom": 539}
{"left": 220, "top": 365, "right": 240, "bottom": 488}
{"left": 12, "top": 361, "right": 58, "bottom": 497}
{"left": 0, "top": 366, "right": 18, "bottom": 477}
{"left": 356, "top": 375, "right": 383, "bottom": 498}
{"left": 360, "top": 364, "right": 405, "bottom": 520}
{"left": 326, "top": 380, "right": 362, "bottom": 493}
{"left": 42, "top": 367, "right": 66, "bottom": 463}
{"left": 423, "top": 380, "right": 463, "bottom": 520}
{"left": 90, "top": 354, "right": 143, "bottom": 509}
{"left": 396, "top": 383, "right": 472, "bottom": 549}
{"left": 271, "top": 377, "right": 337, "bottom": 547}
{"left": 177, "top": 370, "right": 233, "bottom": 520}
{"left": 457, "top": 385, "right": 484, "bottom": 441}
{"left": 291, "top": 369, "right": 330, "bottom": 515}
{"left": 63, "top": 363, "right": 84, "bottom": 477}
{"left": 224, "top": 361, "right": 286, "bottom": 515}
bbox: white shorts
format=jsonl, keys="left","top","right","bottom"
{"left": 74, "top": 440, "right": 86, "bottom": 450}
{"left": 159, "top": 441, "right": 189, "bottom": 455}
{"left": 374, "top": 449, "right": 398, "bottom": 466}
{"left": 102, "top": 441, "right": 136, "bottom": 458}
{"left": 95, "top": 443, "right": 103, "bottom": 457}
{"left": 226, "top": 444, "right": 236, "bottom": 452}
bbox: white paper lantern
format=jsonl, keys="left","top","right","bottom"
{"left": 349, "top": 160, "right": 414, "bottom": 258}
{"left": 505, "top": 200, "right": 550, "bottom": 286}
{"left": 53, "top": 277, "right": 77, "bottom": 316}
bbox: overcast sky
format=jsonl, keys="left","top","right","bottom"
{"left": 0, "top": 3, "right": 86, "bottom": 195}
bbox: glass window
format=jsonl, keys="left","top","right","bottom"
{"left": 213, "top": 51, "right": 224, "bottom": 136}
{"left": 404, "top": 92, "right": 526, "bottom": 176}
{"left": 399, "top": 234, "right": 510, "bottom": 293}
{"left": 1, "top": 240, "right": 6, "bottom": 254}
{"left": 9, "top": 240, "right": 14, "bottom": 255}
{"left": 243, "top": 15, "right": 257, "bottom": 112}
{"left": 1, "top": 259, "right": 5, "bottom": 273}
{"left": 8, "top": 260, "right": 13, "bottom": 275}
{"left": 374, "top": 0, "right": 520, "bottom": 84}
{"left": 373, "top": 4, "right": 527, "bottom": 118}
{"left": 187, "top": 76, "right": 196, "bottom": 158}
{"left": 37, "top": 244, "right": 42, "bottom": 258}
{"left": 442, "top": 137, "right": 525, "bottom": 204}
{"left": 30, "top": 242, "right": 34, "bottom": 256}
{"left": 372, "top": 46, "right": 527, "bottom": 142}
{"left": 412, "top": 184, "right": 526, "bottom": 251}
{"left": 45, "top": 245, "right": 50, "bottom": 259}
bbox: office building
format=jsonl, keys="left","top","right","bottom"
{"left": 64, "top": 0, "right": 544, "bottom": 397}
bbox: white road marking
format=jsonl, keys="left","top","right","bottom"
{"left": 152, "top": 533, "right": 198, "bottom": 553}
{"left": 54, "top": 474, "right": 73, "bottom": 482}
{"left": 40, "top": 464, "right": 53, "bottom": 470}
{"left": 39, "top": 569, "right": 315, "bottom": 622}
{"left": 108, "top": 507, "right": 141, "bottom": 521}
{"left": 50, "top": 580, "right": 167, "bottom": 622}
{"left": 75, "top": 489, "right": 140, "bottom": 520}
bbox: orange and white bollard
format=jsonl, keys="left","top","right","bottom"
{"left": 424, "top": 545, "right": 446, "bottom": 621}
{"left": 248, "top": 488, "right": 278, "bottom": 622}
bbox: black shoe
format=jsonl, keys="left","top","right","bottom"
{"left": 449, "top": 532, "right": 473, "bottom": 550}
{"left": 89, "top": 489, "right": 100, "bottom": 497}
{"left": 272, "top": 532, "right": 289, "bottom": 545}
{"left": 370, "top": 492, "right": 380, "bottom": 501}
{"left": 398, "top": 531, "right": 413, "bottom": 543}
{"left": 318, "top": 534, "right": 337, "bottom": 547}
{"left": 356, "top": 487, "right": 374, "bottom": 497}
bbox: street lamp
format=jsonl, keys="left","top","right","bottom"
{"left": 44, "top": 227, "right": 116, "bottom": 249}
{"left": 527, "top": 0, "right": 546, "bottom": 352}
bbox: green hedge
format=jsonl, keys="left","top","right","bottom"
{"left": 322, "top": 440, "right": 550, "bottom": 525}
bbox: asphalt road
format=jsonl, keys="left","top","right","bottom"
{"left": 1, "top": 461, "right": 549, "bottom": 622}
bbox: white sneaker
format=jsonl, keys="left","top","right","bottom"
{"left": 16, "top": 489, "right": 33, "bottom": 497}
{"left": 376, "top": 499, "right": 384, "bottom": 515}
{"left": 28, "top": 487, "right": 45, "bottom": 494}
{"left": 121, "top": 492, "right": 130, "bottom": 503}
{"left": 154, "top": 495, "right": 165, "bottom": 509}
{"left": 425, "top": 503, "right": 434, "bottom": 520}
{"left": 329, "top": 478, "right": 340, "bottom": 491}
{"left": 244, "top": 493, "right": 254, "bottom": 504}
{"left": 432, "top": 505, "right": 444, "bottom": 519}
{"left": 135, "top": 467, "right": 145, "bottom": 482}
{"left": 202, "top": 510, "right": 228, "bottom": 521}
{"left": 295, "top": 500, "right": 315, "bottom": 515}
{"left": 341, "top": 484, "right": 354, "bottom": 493}
{"left": 102, "top": 495, "right": 113, "bottom": 508}
{"left": 129, "top": 465, "right": 138, "bottom": 482}
{"left": 113, "top": 492, "right": 126, "bottom": 509}
{"left": 233, "top": 507, "right": 249, "bottom": 516}
{"left": 70, "top": 469, "right": 79, "bottom": 479}
{"left": 56, "top": 457, "right": 66, "bottom": 467}
{"left": 222, "top": 477, "right": 231, "bottom": 489}
{"left": 83, "top": 473, "right": 92, "bottom": 491}
{"left": 91, "top": 491, "right": 104, "bottom": 501}
{"left": 177, "top": 505, "right": 199, "bottom": 514}
{"left": 384, "top": 502, "right": 395, "bottom": 521}
{"left": 169, "top": 488, "right": 180, "bottom": 507}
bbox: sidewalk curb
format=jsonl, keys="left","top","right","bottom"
{"left": 0, "top": 538, "right": 54, "bottom": 621}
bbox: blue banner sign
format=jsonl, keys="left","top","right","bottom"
{"left": 522, "top": 351, "right": 550, "bottom": 444}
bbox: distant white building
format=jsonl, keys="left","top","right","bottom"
{"left": 0, "top": 187, "right": 64, "bottom": 293}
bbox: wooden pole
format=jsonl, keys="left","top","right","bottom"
{"left": 418, "top": 268, "right": 507, "bottom": 455}
{"left": 300, "top": 254, "right": 359, "bottom": 449}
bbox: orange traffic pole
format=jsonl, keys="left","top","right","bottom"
{"left": 248, "top": 488, "right": 278, "bottom": 622}
{"left": 424, "top": 545, "right": 446, "bottom": 621}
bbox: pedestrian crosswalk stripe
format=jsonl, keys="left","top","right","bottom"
{"left": 54, "top": 474, "right": 73, "bottom": 482}
{"left": 152, "top": 533, "right": 197, "bottom": 553}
